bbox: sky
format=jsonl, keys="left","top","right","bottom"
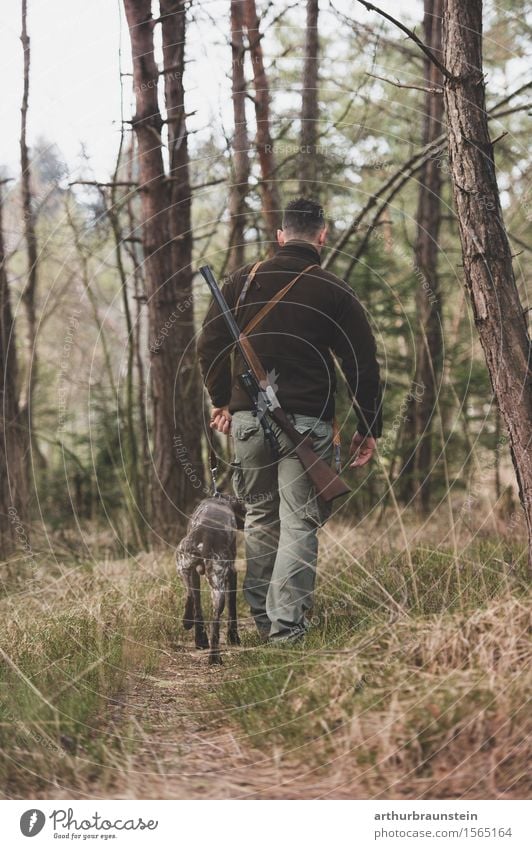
{"left": 0, "top": 0, "right": 430, "bottom": 182}
{"left": 1, "top": 0, "right": 124, "bottom": 179}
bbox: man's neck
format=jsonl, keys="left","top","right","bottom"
{"left": 283, "top": 238, "right": 322, "bottom": 255}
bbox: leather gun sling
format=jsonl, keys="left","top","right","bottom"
{"left": 234, "top": 261, "right": 263, "bottom": 316}
{"left": 240, "top": 264, "right": 318, "bottom": 337}
{"left": 209, "top": 262, "right": 316, "bottom": 384}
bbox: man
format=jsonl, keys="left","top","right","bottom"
{"left": 197, "top": 198, "right": 382, "bottom": 643}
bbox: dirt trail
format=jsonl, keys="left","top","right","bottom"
{"left": 103, "top": 646, "right": 304, "bottom": 800}
{"left": 102, "top": 640, "right": 372, "bottom": 800}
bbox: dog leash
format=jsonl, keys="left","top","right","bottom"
{"left": 332, "top": 418, "right": 342, "bottom": 474}
{"left": 209, "top": 443, "right": 220, "bottom": 496}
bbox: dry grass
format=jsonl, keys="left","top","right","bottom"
{"left": 216, "top": 531, "right": 531, "bottom": 799}
{"left": 0, "top": 517, "right": 530, "bottom": 800}
{"left": 0, "top": 551, "right": 179, "bottom": 798}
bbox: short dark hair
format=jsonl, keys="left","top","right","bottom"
{"left": 282, "top": 198, "right": 325, "bottom": 237}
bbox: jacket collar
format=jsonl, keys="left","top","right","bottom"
{"left": 275, "top": 240, "right": 322, "bottom": 265}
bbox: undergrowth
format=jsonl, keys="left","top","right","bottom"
{"left": 0, "top": 553, "right": 180, "bottom": 797}
{"left": 216, "top": 540, "right": 531, "bottom": 798}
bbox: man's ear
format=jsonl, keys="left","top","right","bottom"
{"left": 318, "top": 226, "right": 328, "bottom": 247}
{"left": 277, "top": 228, "right": 286, "bottom": 246}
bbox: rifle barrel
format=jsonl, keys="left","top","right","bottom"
{"left": 199, "top": 266, "right": 242, "bottom": 342}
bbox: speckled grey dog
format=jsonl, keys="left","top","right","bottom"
{"left": 176, "top": 495, "right": 242, "bottom": 664}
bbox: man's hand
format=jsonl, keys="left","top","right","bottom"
{"left": 349, "top": 432, "right": 377, "bottom": 468}
{"left": 210, "top": 406, "right": 232, "bottom": 435}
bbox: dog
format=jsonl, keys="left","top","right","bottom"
{"left": 176, "top": 494, "right": 244, "bottom": 664}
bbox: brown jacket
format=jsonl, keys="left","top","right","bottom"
{"left": 197, "top": 241, "right": 382, "bottom": 437}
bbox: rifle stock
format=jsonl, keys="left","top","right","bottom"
{"left": 270, "top": 407, "right": 350, "bottom": 502}
{"left": 239, "top": 335, "right": 349, "bottom": 503}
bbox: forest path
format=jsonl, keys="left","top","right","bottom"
{"left": 103, "top": 643, "right": 316, "bottom": 800}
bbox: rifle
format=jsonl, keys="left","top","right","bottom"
{"left": 199, "top": 265, "right": 350, "bottom": 503}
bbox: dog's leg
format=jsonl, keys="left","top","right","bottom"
{"left": 191, "top": 566, "right": 209, "bottom": 650}
{"left": 208, "top": 562, "right": 226, "bottom": 665}
{"left": 227, "top": 567, "right": 241, "bottom": 646}
{"left": 182, "top": 568, "right": 195, "bottom": 631}
{"left": 177, "top": 548, "right": 195, "bottom": 632}
{"left": 183, "top": 594, "right": 194, "bottom": 630}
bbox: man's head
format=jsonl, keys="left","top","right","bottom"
{"left": 277, "top": 198, "right": 328, "bottom": 252}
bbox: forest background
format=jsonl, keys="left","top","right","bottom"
{"left": 0, "top": 0, "right": 530, "bottom": 800}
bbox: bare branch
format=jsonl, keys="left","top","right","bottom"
{"left": 366, "top": 71, "right": 443, "bottom": 94}
{"left": 323, "top": 138, "right": 445, "bottom": 268}
{"left": 491, "top": 130, "right": 508, "bottom": 145}
{"left": 325, "top": 82, "right": 532, "bottom": 269}
{"left": 331, "top": 2, "right": 424, "bottom": 64}
{"left": 508, "top": 232, "right": 532, "bottom": 254}
{"left": 354, "top": 0, "right": 453, "bottom": 79}
{"left": 69, "top": 180, "right": 139, "bottom": 188}
{"left": 190, "top": 177, "right": 226, "bottom": 190}
{"left": 487, "top": 79, "right": 532, "bottom": 113}
{"left": 490, "top": 102, "right": 532, "bottom": 120}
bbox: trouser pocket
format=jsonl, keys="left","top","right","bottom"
{"left": 292, "top": 415, "right": 333, "bottom": 456}
{"left": 305, "top": 490, "right": 333, "bottom": 527}
{"left": 294, "top": 415, "right": 334, "bottom": 526}
{"left": 231, "top": 460, "right": 246, "bottom": 502}
{"left": 231, "top": 411, "right": 277, "bottom": 508}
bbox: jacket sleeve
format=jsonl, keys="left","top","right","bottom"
{"left": 332, "top": 288, "right": 383, "bottom": 438}
{"left": 196, "top": 272, "right": 241, "bottom": 408}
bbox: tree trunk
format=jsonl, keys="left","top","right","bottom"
{"left": 227, "top": 0, "right": 251, "bottom": 272}
{"left": 443, "top": 0, "right": 532, "bottom": 568}
{"left": 160, "top": 0, "right": 204, "bottom": 504}
{"left": 399, "top": 0, "right": 444, "bottom": 510}
{"left": 123, "top": 0, "right": 202, "bottom": 542}
{"left": 243, "top": 0, "right": 280, "bottom": 249}
{"left": 299, "top": 0, "right": 320, "bottom": 196}
{"left": 125, "top": 141, "right": 151, "bottom": 512}
{"left": 106, "top": 181, "right": 146, "bottom": 547}
{"left": 19, "top": 0, "right": 38, "bottom": 439}
{"left": 0, "top": 185, "right": 28, "bottom": 562}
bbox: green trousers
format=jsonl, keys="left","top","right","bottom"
{"left": 231, "top": 410, "right": 333, "bottom": 641}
